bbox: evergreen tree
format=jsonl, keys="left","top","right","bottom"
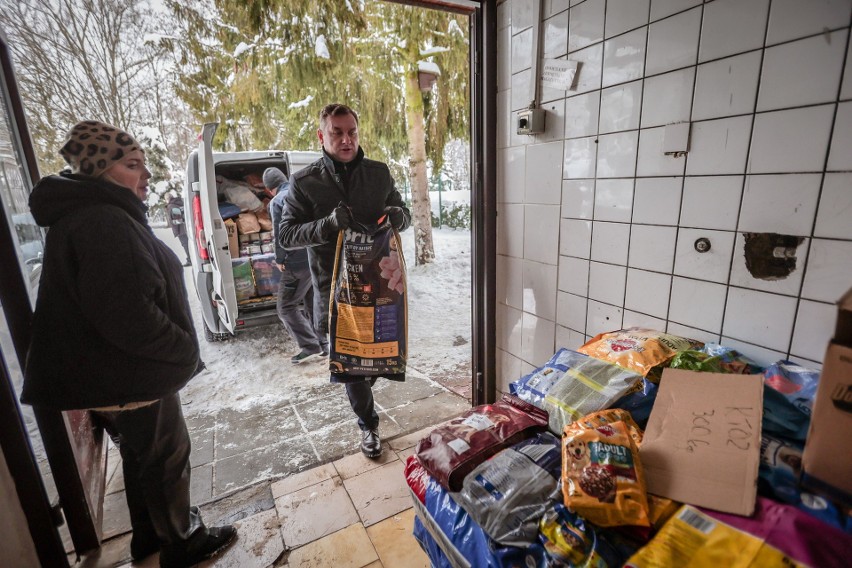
{"left": 163, "top": 0, "right": 469, "bottom": 265}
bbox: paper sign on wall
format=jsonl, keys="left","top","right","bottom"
{"left": 541, "top": 58, "right": 579, "bottom": 91}
{"left": 639, "top": 369, "right": 763, "bottom": 516}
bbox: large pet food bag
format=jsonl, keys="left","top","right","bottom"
{"left": 328, "top": 219, "right": 407, "bottom": 377}
{"left": 415, "top": 394, "right": 548, "bottom": 491}
{"left": 625, "top": 499, "right": 852, "bottom": 568}
{"left": 579, "top": 328, "right": 703, "bottom": 378}
{"left": 510, "top": 348, "right": 643, "bottom": 435}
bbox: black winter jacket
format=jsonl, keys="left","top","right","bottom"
{"left": 21, "top": 173, "right": 201, "bottom": 410}
{"left": 278, "top": 148, "right": 411, "bottom": 333}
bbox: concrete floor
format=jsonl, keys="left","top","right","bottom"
{"left": 67, "top": 372, "right": 469, "bottom": 567}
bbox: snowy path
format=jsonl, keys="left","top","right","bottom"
{"left": 153, "top": 227, "right": 473, "bottom": 417}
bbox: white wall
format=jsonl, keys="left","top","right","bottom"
{"left": 495, "top": 0, "right": 852, "bottom": 392}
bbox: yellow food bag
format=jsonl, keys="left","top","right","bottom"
{"left": 578, "top": 327, "right": 703, "bottom": 377}
{"left": 625, "top": 505, "right": 807, "bottom": 568}
{"left": 562, "top": 417, "right": 650, "bottom": 527}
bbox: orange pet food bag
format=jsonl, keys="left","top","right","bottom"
{"left": 562, "top": 418, "right": 650, "bottom": 528}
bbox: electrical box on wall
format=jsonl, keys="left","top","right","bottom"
{"left": 517, "top": 108, "right": 546, "bottom": 135}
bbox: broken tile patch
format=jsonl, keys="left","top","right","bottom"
{"left": 200, "top": 481, "right": 276, "bottom": 528}
{"left": 196, "top": 509, "right": 284, "bottom": 568}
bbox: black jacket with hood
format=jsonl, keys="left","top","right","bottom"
{"left": 21, "top": 173, "right": 201, "bottom": 410}
{"left": 278, "top": 148, "right": 411, "bottom": 334}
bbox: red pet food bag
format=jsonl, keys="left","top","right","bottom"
{"left": 415, "top": 394, "right": 549, "bottom": 491}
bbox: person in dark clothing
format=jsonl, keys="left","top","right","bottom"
{"left": 279, "top": 103, "right": 411, "bottom": 459}
{"left": 21, "top": 120, "right": 236, "bottom": 567}
{"left": 265, "top": 167, "right": 328, "bottom": 363}
{"left": 167, "top": 193, "right": 192, "bottom": 266}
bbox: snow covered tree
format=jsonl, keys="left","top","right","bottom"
{"left": 0, "top": 0, "right": 196, "bottom": 186}
{"left": 164, "top": 0, "right": 469, "bottom": 265}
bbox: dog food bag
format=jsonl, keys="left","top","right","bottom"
{"left": 250, "top": 253, "right": 280, "bottom": 296}
{"left": 415, "top": 394, "right": 549, "bottom": 492}
{"left": 625, "top": 499, "right": 852, "bottom": 568}
{"left": 510, "top": 348, "right": 643, "bottom": 435}
{"left": 538, "top": 501, "right": 627, "bottom": 568}
{"left": 562, "top": 418, "right": 650, "bottom": 528}
{"left": 454, "top": 431, "right": 562, "bottom": 547}
{"left": 231, "top": 258, "right": 255, "bottom": 302}
{"left": 578, "top": 328, "right": 703, "bottom": 378}
{"left": 404, "top": 454, "right": 430, "bottom": 505}
{"left": 329, "top": 219, "right": 407, "bottom": 377}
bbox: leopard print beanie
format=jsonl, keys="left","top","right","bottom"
{"left": 59, "top": 120, "right": 142, "bottom": 178}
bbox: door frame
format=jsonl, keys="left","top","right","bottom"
{"left": 0, "top": 27, "right": 106, "bottom": 559}
{"left": 386, "top": 0, "right": 497, "bottom": 405}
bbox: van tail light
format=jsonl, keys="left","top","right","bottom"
{"left": 192, "top": 194, "right": 209, "bottom": 261}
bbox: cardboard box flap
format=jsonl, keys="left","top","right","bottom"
{"left": 639, "top": 369, "right": 763, "bottom": 516}
{"left": 836, "top": 285, "right": 852, "bottom": 346}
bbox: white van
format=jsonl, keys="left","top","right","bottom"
{"left": 183, "top": 123, "right": 320, "bottom": 341}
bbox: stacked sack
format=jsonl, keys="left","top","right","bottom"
{"left": 405, "top": 327, "right": 852, "bottom": 568}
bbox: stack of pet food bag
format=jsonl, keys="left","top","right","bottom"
{"left": 406, "top": 327, "right": 852, "bottom": 567}
{"left": 216, "top": 174, "right": 280, "bottom": 302}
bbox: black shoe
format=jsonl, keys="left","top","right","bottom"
{"left": 130, "top": 530, "right": 160, "bottom": 561}
{"left": 183, "top": 261, "right": 191, "bottom": 267}
{"left": 159, "top": 525, "right": 237, "bottom": 568}
{"left": 320, "top": 348, "right": 329, "bottom": 357}
{"left": 291, "top": 348, "right": 322, "bottom": 364}
{"left": 360, "top": 429, "right": 382, "bottom": 459}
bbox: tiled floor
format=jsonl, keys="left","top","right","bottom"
{"left": 69, "top": 425, "right": 444, "bottom": 567}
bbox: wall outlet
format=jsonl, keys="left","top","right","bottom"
{"left": 517, "top": 108, "right": 546, "bottom": 135}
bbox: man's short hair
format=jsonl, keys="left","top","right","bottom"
{"left": 319, "top": 103, "right": 359, "bottom": 130}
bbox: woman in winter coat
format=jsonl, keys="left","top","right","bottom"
{"left": 21, "top": 120, "right": 236, "bottom": 567}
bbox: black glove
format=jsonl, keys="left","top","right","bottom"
{"left": 326, "top": 205, "right": 352, "bottom": 233}
{"left": 384, "top": 206, "right": 405, "bottom": 228}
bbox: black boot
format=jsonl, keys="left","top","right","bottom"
{"left": 159, "top": 525, "right": 237, "bottom": 568}
{"left": 360, "top": 429, "right": 382, "bottom": 459}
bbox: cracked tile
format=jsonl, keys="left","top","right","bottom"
{"left": 196, "top": 509, "right": 283, "bottom": 568}
{"left": 343, "top": 460, "right": 410, "bottom": 527}
{"left": 275, "top": 477, "right": 359, "bottom": 548}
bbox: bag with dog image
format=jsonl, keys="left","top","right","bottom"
{"left": 562, "top": 410, "right": 650, "bottom": 528}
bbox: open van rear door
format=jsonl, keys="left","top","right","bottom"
{"left": 197, "top": 123, "right": 237, "bottom": 333}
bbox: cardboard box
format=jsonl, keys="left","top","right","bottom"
{"left": 639, "top": 369, "right": 763, "bottom": 516}
{"left": 802, "top": 286, "right": 852, "bottom": 504}
{"left": 224, "top": 218, "right": 239, "bottom": 259}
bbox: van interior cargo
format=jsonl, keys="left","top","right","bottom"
{"left": 213, "top": 161, "right": 287, "bottom": 312}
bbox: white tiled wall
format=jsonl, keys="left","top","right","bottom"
{"left": 495, "top": 0, "right": 852, "bottom": 389}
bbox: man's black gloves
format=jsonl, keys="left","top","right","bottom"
{"left": 384, "top": 206, "right": 405, "bottom": 228}
{"left": 325, "top": 205, "right": 352, "bottom": 234}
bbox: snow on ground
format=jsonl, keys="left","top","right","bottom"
{"left": 153, "top": 227, "right": 472, "bottom": 417}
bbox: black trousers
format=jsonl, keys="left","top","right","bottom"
{"left": 93, "top": 393, "right": 203, "bottom": 545}
{"left": 345, "top": 377, "right": 379, "bottom": 431}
